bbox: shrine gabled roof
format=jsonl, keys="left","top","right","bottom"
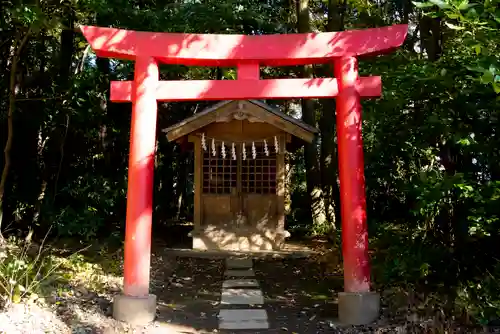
{"left": 163, "top": 100, "right": 318, "bottom": 143}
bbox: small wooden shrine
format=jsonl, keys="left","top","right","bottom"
{"left": 164, "top": 100, "right": 317, "bottom": 251}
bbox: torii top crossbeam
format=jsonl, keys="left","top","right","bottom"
{"left": 81, "top": 24, "right": 407, "bottom": 66}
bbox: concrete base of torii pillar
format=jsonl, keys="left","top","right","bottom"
{"left": 113, "top": 294, "right": 157, "bottom": 325}
{"left": 338, "top": 291, "right": 380, "bottom": 325}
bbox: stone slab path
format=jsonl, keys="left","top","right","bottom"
{"left": 224, "top": 268, "right": 255, "bottom": 277}
{"left": 222, "top": 279, "right": 259, "bottom": 288}
{"left": 148, "top": 255, "right": 340, "bottom": 333}
{"left": 218, "top": 258, "right": 269, "bottom": 330}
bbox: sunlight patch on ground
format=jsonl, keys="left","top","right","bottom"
{"left": 151, "top": 321, "right": 200, "bottom": 333}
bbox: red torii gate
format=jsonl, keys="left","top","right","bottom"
{"left": 80, "top": 24, "right": 407, "bottom": 326}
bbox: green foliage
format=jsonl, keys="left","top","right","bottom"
{"left": 56, "top": 249, "right": 122, "bottom": 292}
{"left": 455, "top": 260, "right": 500, "bottom": 325}
{"left": 414, "top": 0, "right": 500, "bottom": 92}
{"left": 0, "top": 236, "right": 59, "bottom": 306}
{"left": 372, "top": 233, "right": 436, "bottom": 287}
{"left": 45, "top": 175, "right": 126, "bottom": 241}
{"left": 0, "top": 235, "right": 121, "bottom": 308}
{"left": 372, "top": 228, "right": 500, "bottom": 324}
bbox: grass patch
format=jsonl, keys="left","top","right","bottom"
{"left": 0, "top": 233, "right": 124, "bottom": 309}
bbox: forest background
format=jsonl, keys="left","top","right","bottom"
{"left": 1, "top": 0, "right": 499, "bottom": 329}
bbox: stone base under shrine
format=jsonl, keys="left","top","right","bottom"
{"left": 190, "top": 227, "right": 290, "bottom": 252}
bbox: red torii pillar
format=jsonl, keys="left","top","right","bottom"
{"left": 81, "top": 24, "right": 407, "bottom": 325}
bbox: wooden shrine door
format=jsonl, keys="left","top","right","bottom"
{"left": 201, "top": 149, "right": 238, "bottom": 229}
{"left": 201, "top": 144, "right": 278, "bottom": 231}
{"left": 240, "top": 144, "right": 278, "bottom": 231}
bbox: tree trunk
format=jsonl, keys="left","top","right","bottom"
{"left": 52, "top": 8, "right": 75, "bottom": 201}
{"left": 318, "top": 0, "right": 346, "bottom": 230}
{"left": 32, "top": 30, "right": 48, "bottom": 226}
{"left": 0, "top": 30, "right": 31, "bottom": 240}
{"left": 97, "top": 57, "right": 112, "bottom": 172}
{"left": 176, "top": 151, "right": 188, "bottom": 221}
{"left": 296, "top": 0, "right": 327, "bottom": 230}
{"left": 420, "top": 16, "right": 442, "bottom": 61}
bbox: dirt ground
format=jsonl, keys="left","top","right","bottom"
{"left": 152, "top": 256, "right": 343, "bottom": 334}
{"left": 0, "top": 241, "right": 343, "bottom": 334}
{"left": 2, "top": 237, "right": 496, "bottom": 334}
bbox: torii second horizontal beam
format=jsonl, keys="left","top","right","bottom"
{"left": 110, "top": 77, "right": 382, "bottom": 102}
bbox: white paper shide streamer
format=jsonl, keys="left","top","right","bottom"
{"left": 200, "top": 133, "right": 281, "bottom": 160}
{"left": 211, "top": 138, "right": 216, "bottom": 156}
{"left": 221, "top": 141, "right": 226, "bottom": 159}
{"left": 201, "top": 133, "right": 207, "bottom": 151}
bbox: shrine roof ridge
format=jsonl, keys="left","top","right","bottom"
{"left": 164, "top": 100, "right": 318, "bottom": 134}
{"left": 163, "top": 100, "right": 318, "bottom": 143}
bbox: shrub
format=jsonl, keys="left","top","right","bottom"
{"left": 0, "top": 234, "right": 59, "bottom": 307}
{"left": 44, "top": 175, "right": 126, "bottom": 242}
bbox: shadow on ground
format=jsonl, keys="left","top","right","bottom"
{"left": 153, "top": 256, "right": 223, "bottom": 333}
{"left": 150, "top": 255, "right": 342, "bottom": 334}
{"left": 46, "top": 231, "right": 342, "bottom": 333}
{"left": 252, "top": 257, "right": 342, "bottom": 334}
